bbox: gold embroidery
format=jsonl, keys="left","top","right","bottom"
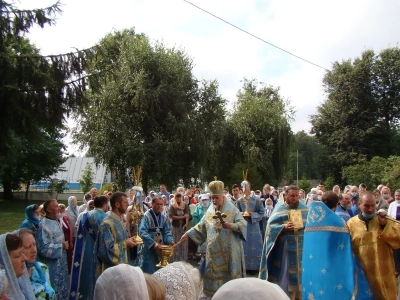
{"left": 305, "top": 226, "right": 348, "bottom": 233}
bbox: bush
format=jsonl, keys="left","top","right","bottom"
{"left": 99, "top": 183, "right": 113, "bottom": 195}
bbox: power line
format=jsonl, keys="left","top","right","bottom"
{"left": 183, "top": 0, "right": 330, "bottom": 72}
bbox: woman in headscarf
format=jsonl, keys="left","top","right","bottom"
{"left": 65, "top": 196, "right": 78, "bottom": 242}
{"left": 0, "top": 233, "right": 35, "bottom": 299}
{"left": 153, "top": 261, "right": 201, "bottom": 300}
{"left": 169, "top": 193, "right": 189, "bottom": 263}
{"left": 94, "top": 264, "right": 149, "bottom": 300}
{"left": 212, "top": 278, "right": 289, "bottom": 300}
{"left": 18, "top": 229, "right": 55, "bottom": 300}
{"left": 19, "top": 205, "right": 41, "bottom": 236}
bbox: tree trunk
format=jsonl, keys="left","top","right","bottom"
{"left": 25, "top": 181, "right": 30, "bottom": 200}
{"left": 3, "top": 179, "right": 13, "bottom": 200}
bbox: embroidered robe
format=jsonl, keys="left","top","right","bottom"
{"left": 139, "top": 209, "right": 173, "bottom": 274}
{"left": 187, "top": 198, "right": 247, "bottom": 297}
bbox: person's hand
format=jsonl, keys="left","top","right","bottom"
{"left": 62, "top": 241, "right": 69, "bottom": 250}
{"left": 183, "top": 224, "right": 187, "bottom": 230}
{"left": 222, "top": 222, "right": 231, "bottom": 230}
{"left": 154, "top": 242, "right": 161, "bottom": 250}
{"left": 126, "top": 238, "right": 137, "bottom": 248}
{"left": 377, "top": 210, "right": 387, "bottom": 226}
{"left": 169, "top": 242, "right": 175, "bottom": 246}
{"left": 184, "top": 214, "right": 189, "bottom": 218}
{"left": 179, "top": 234, "right": 188, "bottom": 243}
{"left": 284, "top": 222, "right": 294, "bottom": 231}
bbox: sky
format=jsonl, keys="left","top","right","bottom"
{"left": 17, "top": 0, "right": 400, "bottom": 154}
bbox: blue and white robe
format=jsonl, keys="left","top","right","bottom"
{"left": 36, "top": 217, "right": 69, "bottom": 300}
{"left": 69, "top": 208, "right": 106, "bottom": 300}
{"left": 259, "top": 202, "right": 309, "bottom": 295}
{"left": 139, "top": 209, "right": 173, "bottom": 274}
{"left": 236, "top": 196, "right": 264, "bottom": 271}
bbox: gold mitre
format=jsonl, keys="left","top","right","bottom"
{"left": 208, "top": 177, "right": 224, "bottom": 196}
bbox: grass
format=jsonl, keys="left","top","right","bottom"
{"left": 0, "top": 199, "right": 69, "bottom": 234}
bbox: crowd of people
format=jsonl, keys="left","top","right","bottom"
{"left": 0, "top": 180, "right": 399, "bottom": 299}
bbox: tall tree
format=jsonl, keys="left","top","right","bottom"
{"left": 311, "top": 48, "right": 400, "bottom": 181}
{"left": 227, "top": 79, "right": 294, "bottom": 186}
{"left": 73, "top": 29, "right": 226, "bottom": 191}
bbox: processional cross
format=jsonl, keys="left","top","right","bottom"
{"left": 213, "top": 210, "right": 227, "bottom": 224}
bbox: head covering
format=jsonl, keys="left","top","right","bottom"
{"left": 0, "top": 234, "right": 35, "bottom": 300}
{"left": 67, "top": 196, "right": 78, "bottom": 218}
{"left": 0, "top": 269, "right": 6, "bottom": 296}
{"left": 200, "top": 194, "right": 210, "bottom": 200}
{"left": 153, "top": 262, "right": 198, "bottom": 300}
{"left": 208, "top": 180, "right": 224, "bottom": 196}
{"left": 212, "top": 278, "right": 290, "bottom": 300}
{"left": 20, "top": 204, "right": 40, "bottom": 229}
{"left": 94, "top": 264, "right": 149, "bottom": 300}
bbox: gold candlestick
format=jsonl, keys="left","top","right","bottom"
{"left": 130, "top": 205, "right": 144, "bottom": 244}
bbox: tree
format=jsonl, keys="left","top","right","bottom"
{"left": 79, "top": 162, "right": 95, "bottom": 194}
{"left": 73, "top": 29, "right": 226, "bottom": 191}
{"left": 298, "top": 174, "right": 311, "bottom": 192}
{"left": 48, "top": 179, "right": 68, "bottom": 200}
{"left": 0, "top": 1, "right": 103, "bottom": 169}
{"left": 0, "top": 129, "right": 66, "bottom": 199}
{"left": 311, "top": 48, "right": 400, "bottom": 182}
{"left": 227, "top": 79, "right": 294, "bottom": 186}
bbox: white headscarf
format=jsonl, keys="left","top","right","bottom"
{"left": 0, "top": 234, "right": 35, "bottom": 300}
{"left": 212, "top": 278, "right": 290, "bottom": 300}
{"left": 153, "top": 262, "right": 199, "bottom": 300}
{"left": 94, "top": 264, "right": 149, "bottom": 300}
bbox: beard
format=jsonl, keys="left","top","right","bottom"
{"left": 118, "top": 206, "right": 126, "bottom": 215}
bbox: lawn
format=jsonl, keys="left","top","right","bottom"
{"left": 0, "top": 199, "right": 69, "bottom": 234}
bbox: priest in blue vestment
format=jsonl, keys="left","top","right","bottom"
{"left": 259, "top": 185, "right": 309, "bottom": 300}
{"left": 69, "top": 196, "right": 108, "bottom": 300}
{"left": 236, "top": 180, "right": 264, "bottom": 272}
{"left": 302, "top": 192, "right": 372, "bottom": 300}
{"left": 36, "top": 199, "right": 69, "bottom": 300}
{"left": 89, "top": 192, "right": 138, "bottom": 299}
{"left": 139, "top": 195, "right": 174, "bottom": 274}
{"left": 180, "top": 180, "right": 247, "bottom": 299}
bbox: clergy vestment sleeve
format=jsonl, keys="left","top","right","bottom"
{"left": 139, "top": 216, "right": 156, "bottom": 250}
{"left": 187, "top": 218, "right": 207, "bottom": 245}
{"left": 97, "top": 222, "right": 126, "bottom": 265}
{"left": 233, "top": 209, "right": 247, "bottom": 241}
{"left": 162, "top": 220, "right": 174, "bottom": 244}
{"left": 380, "top": 220, "right": 400, "bottom": 249}
{"left": 36, "top": 225, "right": 63, "bottom": 259}
{"left": 250, "top": 201, "right": 265, "bottom": 224}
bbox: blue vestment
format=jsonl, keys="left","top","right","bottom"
{"left": 36, "top": 217, "right": 69, "bottom": 300}
{"left": 259, "top": 202, "right": 309, "bottom": 295}
{"left": 187, "top": 198, "right": 247, "bottom": 297}
{"left": 70, "top": 208, "right": 106, "bottom": 300}
{"left": 335, "top": 204, "right": 351, "bottom": 222}
{"left": 139, "top": 209, "right": 174, "bottom": 274}
{"left": 236, "top": 196, "right": 264, "bottom": 270}
{"left": 302, "top": 202, "right": 372, "bottom": 300}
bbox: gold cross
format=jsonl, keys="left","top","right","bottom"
{"left": 213, "top": 210, "right": 227, "bottom": 224}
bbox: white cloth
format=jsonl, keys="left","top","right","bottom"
{"left": 153, "top": 262, "right": 197, "bottom": 300}
{"left": 94, "top": 264, "right": 149, "bottom": 300}
{"left": 388, "top": 201, "right": 400, "bottom": 219}
{"left": 212, "top": 278, "right": 290, "bottom": 300}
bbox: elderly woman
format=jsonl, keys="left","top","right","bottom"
{"left": 94, "top": 264, "right": 149, "bottom": 300}
{"left": 332, "top": 185, "right": 341, "bottom": 196}
{"left": 306, "top": 188, "right": 318, "bottom": 206}
{"left": 0, "top": 233, "right": 35, "bottom": 299}
{"left": 169, "top": 193, "right": 189, "bottom": 262}
{"left": 20, "top": 204, "right": 41, "bottom": 235}
{"left": 65, "top": 196, "right": 78, "bottom": 241}
{"left": 18, "top": 229, "right": 55, "bottom": 300}
{"left": 213, "top": 278, "right": 289, "bottom": 300}
{"left": 153, "top": 262, "right": 201, "bottom": 300}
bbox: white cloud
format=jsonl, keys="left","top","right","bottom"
{"left": 16, "top": 0, "right": 400, "bottom": 151}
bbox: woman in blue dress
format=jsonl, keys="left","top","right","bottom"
{"left": 20, "top": 205, "right": 41, "bottom": 236}
{"left": 18, "top": 229, "right": 55, "bottom": 300}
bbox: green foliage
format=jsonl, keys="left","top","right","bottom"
{"left": 324, "top": 175, "right": 335, "bottom": 191}
{"left": 0, "top": 129, "right": 66, "bottom": 199}
{"left": 298, "top": 175, "right": 311, "bottom": 192}
{"left": 225, "top": 79, "right": 293, "bottom": 186}
{"left": 342, "top": 155, "right": 400, "bottom": 190}
{"left": 73, "top": 29, "right": 227, "bottom": 191}
{"left": 48, "top": 179, "right": 68, "bottom": 199}
{"left": 226, "top": 163, "right": 264, "bottom": 191}
{"left": 99, "top": 183, "right": 113, "bottom": 195}
{"left": 311, "top": 48, "right": 400, "bottom": 182}
{"left": 78, "top": 163, "right": 95, "bottom": 194}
